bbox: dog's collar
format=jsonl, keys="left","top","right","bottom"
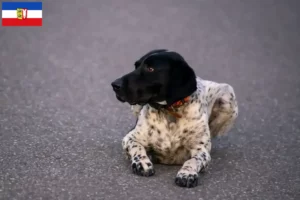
{"left": 169, "top": 96, "right": 190, "bottom": 108}
{"left": 149, "top": 96, "right": 190, "bottom": 118}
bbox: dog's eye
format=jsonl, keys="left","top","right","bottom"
{"left": 146, "top": 67, "right": 154, "bottom": 72}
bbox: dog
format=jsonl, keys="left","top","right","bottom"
{"left": 111, "top": 49, "right": 238, "bottom": 188}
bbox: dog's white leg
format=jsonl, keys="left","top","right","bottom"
{"left": 175, "top": 127, "right": 211, "bottom": 188}
{"left": 122, "top": 131, "right": 155, "bottom": 176}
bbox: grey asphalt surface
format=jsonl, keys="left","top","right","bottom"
{"left": 0, "top": 0, "right": 300, "bottom": 199}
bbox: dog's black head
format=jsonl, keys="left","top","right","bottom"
{"left": 111, "top": 49, "right": 197, "bottom": 107}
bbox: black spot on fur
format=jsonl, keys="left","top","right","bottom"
{"left": 183, "top": 129, "right": 188, "bottom": 133}
{"left": 158, "top": 138, "right": 163, "bottom": 143}
{"left": 200, "top": 142, "right": 204, "bottom": 145}
{"left": 132, "top": 145, "right": 138, "bottom": 148}
{"left": 201, "top": 153, "right": 207, "bottom": 161}
{"left": 157, "top": 129, "right": 161, "bottom": 134}
{"left": 193, "top": 156, "right": 201, "bottom": 161}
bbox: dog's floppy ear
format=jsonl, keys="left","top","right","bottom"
{"left": 165, "top": 52, "right": 197, "bottom": 106}
{"left": 134, "top": 49, "right": 168, "bottom": 69}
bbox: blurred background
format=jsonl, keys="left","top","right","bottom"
{"left": 0, "top": 0, "right": 299, "bottom": 199}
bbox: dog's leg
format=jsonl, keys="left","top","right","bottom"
{"left": 175, "top": 133, "right": 211, "bottom": 188}
{"left": 122, "top": 132, "right": 155, "bottom": 176}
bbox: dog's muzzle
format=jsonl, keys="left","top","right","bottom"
{"left": 111, "top": 78, "right": 126, "bottom": 102}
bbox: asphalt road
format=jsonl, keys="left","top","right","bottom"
{"left": 0, "top": 0, "right": 300, "bottom": 199}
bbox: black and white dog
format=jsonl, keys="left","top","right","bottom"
{"left": 111, "top": 49, "right": 238, "bottom": 188}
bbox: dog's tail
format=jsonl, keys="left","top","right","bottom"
{"left": 208, "top": 84, "right": 239, "bottom": 138}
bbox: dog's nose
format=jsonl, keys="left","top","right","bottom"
{"left": 111, "top": 79, "right": 123, "bottom": 91}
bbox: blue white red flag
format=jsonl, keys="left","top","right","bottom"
{"left": 2, "top": 2, "right": 42, "bottom": 26}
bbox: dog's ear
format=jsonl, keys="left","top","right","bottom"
{"left": 134, "top": 49, "right": 168, "bottom": 69}
{"left": 165, "top": 52, "right": 197, "bottom": 106}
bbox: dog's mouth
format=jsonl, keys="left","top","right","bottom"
{"left": 116, "top": 95, "right": 126, "bottom": 103}
{"left": 115, "top": 95, "right": 139, "bottom": 105}
{"left": 115, "top": 90, "right": 159, "bottom": 106}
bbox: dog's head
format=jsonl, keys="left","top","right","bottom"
{"left": 111, "top": 49, "right": 197, "bottom": 106}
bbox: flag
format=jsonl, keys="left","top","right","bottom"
{"left": 2, "top": 2, "right": 42, "bottom": 26}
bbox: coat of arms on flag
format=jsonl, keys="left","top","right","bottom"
{"left": 2, "top": 2, "right": 42, "bottom": 26}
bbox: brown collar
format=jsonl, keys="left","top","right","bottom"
{"left": 166, "top": 96, "right": 190, "bottom": 118}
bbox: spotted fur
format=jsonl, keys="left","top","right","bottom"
{"left": 122, "top": 77, "right": 238, "bottom": 188}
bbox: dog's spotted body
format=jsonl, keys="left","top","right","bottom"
{"left": 111, "top": 49, "right": 238, "bottom": 188}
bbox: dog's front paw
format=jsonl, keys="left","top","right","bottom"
{"left": 131, "top": 155, "right": 155, "bottom": 177}
{"left": 175, "top": 171, "right": 198, "bottom": 188}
